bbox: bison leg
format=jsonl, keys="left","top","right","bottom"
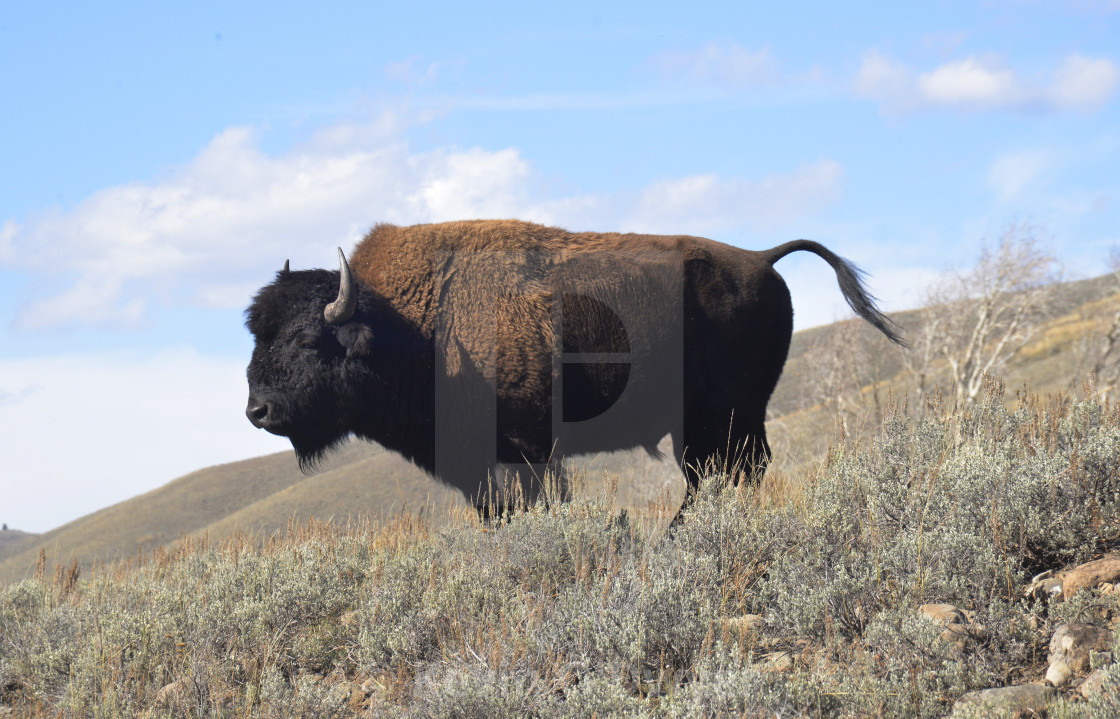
{"left": 671, "top": 407, "right": 770, "bottom": 523}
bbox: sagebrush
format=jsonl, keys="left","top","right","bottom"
{"left": 3, "top": 378, "right": 1120, "bottom": 717}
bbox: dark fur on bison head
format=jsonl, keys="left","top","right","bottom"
{"left": 244, "top": 262, "right": 433, "bottom": 472}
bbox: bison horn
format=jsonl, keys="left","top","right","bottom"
{"left": 324, "top": 247, "right": 357, "bottom": 325}
{"left": 282, "top": 259, "right": 290, "bottom": 274}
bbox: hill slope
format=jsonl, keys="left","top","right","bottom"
{"left": 0, "top": 436, "right": 683, "bottom": 583}
{"left": 766, "top": 272, "right": 1119, "bottom": 467}
{"left": 0, "top": 528, "right": 38, "bottom": 557}
{"left": 0, "top": 442, "right": 463, "bottom": 582}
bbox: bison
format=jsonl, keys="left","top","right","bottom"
{"left": 245, "top": 220, "right": 904, "bottom": 516}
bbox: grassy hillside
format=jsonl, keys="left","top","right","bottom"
{"left": 2, "top": 272, "right": 1115, "bottom": 584}
{"left": 3, "top": 382, "right": 1119, "bottom": 717}
{"left": 0, "top": 529, "right": 37, "bottom": 557}
{"left": 766, "top": 272, "right": 1119, "bottom": 469}
{"left": 0, "top": 435, "right": 683, "bottom": 584}
{"left": 772, "top": 272, "right": 1118, "bottom": 419}
{"left": 0, "top": 443, "right": 462, "bottom": 583}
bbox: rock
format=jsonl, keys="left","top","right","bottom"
{"left": 1045, "top": 659, "right": 1072, "bottom": 687}
{"left": 1062, "top": 556, "right": 1120, "bottom": 600}
{"left": 360, "top": 677, "right": 381, "bottom": 696}
{"left": 1081, "top": 669, "right": 1109, "bottom": 699}
{"left": 921, "top": 603, "right": 967, "bottom": 624}
{"left": 725, "top": 613, "right": 766, "bottom": 634}
{"left": 154, "top": 680, "right": 182, "bottom": 708}
{"left": 1049, "top": 623, "right": 1114, "bottom": 676}
{"left": 952, "top": 684, "right": 1055, "bottom": 717}
{"left": 919, "top": 603, "right": 983, "bottom": 649}
{"left": 764, "top": 651, "right": 794, "bottom": 672}
{"left": 938, "top": 623, "right": 977, "bottom": 647}
{"left": 1024, "top": 570, "right": 1064, "bottom": 599}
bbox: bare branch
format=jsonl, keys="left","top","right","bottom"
{"left": 909, "top": 225, "right": 1062, "bottom": 407}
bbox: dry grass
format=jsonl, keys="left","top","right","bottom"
{"left": 4, "top": 379, "right": 1119, "bottom": 717}
{"left": 0, "top": 443, "right": 465, "bottom": 583}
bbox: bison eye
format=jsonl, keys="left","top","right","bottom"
{"left": 294, "top": 331, "right": 321, "bottom": 350}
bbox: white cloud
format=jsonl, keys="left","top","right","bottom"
{"left": 385, "top": 56, "right": 443, "bottom": 85}
{"left": 626, "top": 162, "right": 844, "bottom": 234}
{"left": 405, "top": 147, "right": 533, "bottom": 221}
{"left": 1, "top": 121, "right": 542, "bottom": 328}
{"left": 0, "top": 349, "right": 290, "bottom": 532}
{"left": 0, "top": 219, "right": 16, "bottom": 258}
{"left": 0, "top": 384, "right": 41, "bottom": 408}
{"left": 653, "top": 43, "right": 777, "bottom": 87}
{"left": 917, "top": 57, "right": 1024, "bottom": 109}
{"left": 853, "top": 50, "right": 911, "bottom": 106}
{"left": 1049, "top": 54, "right": 1120, "bottom": 109}
{"left": 16, "top": 276, "right": 148, "bottom": 331}
{"left": 456, "top": 88, "right": 731, "bottom": 113}
{"left": 2, "top": 118, "right": 845, "bottom": 329}
{"left": 855, "top": 50, "right": 1119, "bottom": 113}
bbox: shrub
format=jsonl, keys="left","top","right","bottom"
{"left": 1, "top": 379, "right": 1117, "bottom": 717}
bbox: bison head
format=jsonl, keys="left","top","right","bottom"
{"left": 244, "top": 250, "right": 384, "bottom": 469}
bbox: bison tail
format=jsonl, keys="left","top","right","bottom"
{"left": 763, "top": 239, "right": 908, "bottom": 348}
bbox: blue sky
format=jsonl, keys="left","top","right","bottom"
{"left": 2, "top": 1, "right": 1118, "bottom": 532}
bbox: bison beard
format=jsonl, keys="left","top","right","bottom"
{"left": 244, "top": 220, "right": 905, "bottom": 518}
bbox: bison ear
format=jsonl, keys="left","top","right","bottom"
{"left": 336, "top": 323, "right": 375, "bottom": 358}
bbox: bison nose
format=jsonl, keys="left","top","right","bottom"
{"left": 246, "top": 398, "right": 272, "bottom": 428}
